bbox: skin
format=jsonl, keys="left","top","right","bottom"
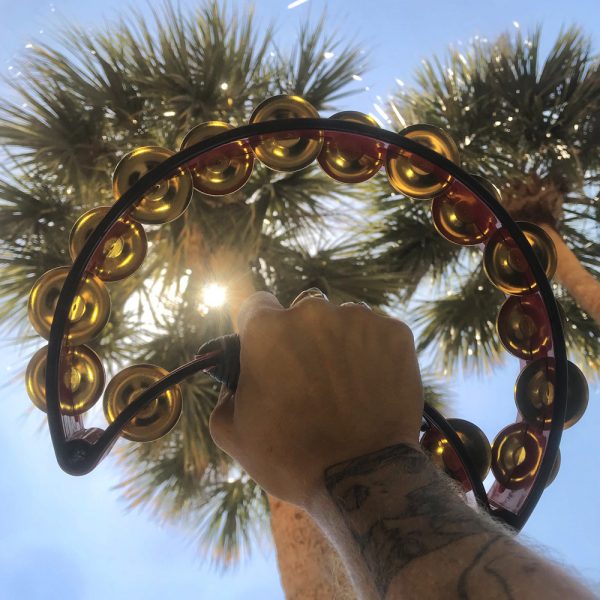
{"left": 209, "top": 291, "right": 598, "bottom": 600}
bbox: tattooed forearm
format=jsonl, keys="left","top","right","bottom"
{"left": 325, "top": 444, "right": 491, "bottom": 597}
{"left": 323, "top": 444, "right": 598, "bottom": 600}
{"left": 457, "top": 535, "right": 512, "bottom": 600}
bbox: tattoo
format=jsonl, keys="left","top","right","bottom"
{"left": 457, "top": 535, "right": 510, "bottom": 599}
{"left": 325, "top": 444, "right": 594, "bottom": 600}
{"left": 325, "top": 444, "right": 491, "bottom": 598}
{"left": 337, "top": 484, "right": 370, "bottom": 512}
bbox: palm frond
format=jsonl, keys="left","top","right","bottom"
{"left": 420, "top": 371, "right": 450, "bottom": 411}
{"left": 279, "top": 17, "right": 366, "bottom": 109}
{"left": 383, "top": 26, "right": 600, "bottom": 377}
{"left": 389, "top": 26, "right": 600, "bottom": 191}
{"left": 192, "top": 475, "right": 270, "bottom": 567}
{"left": 366, "top": 194, "right": 464, "bottom": 301}
{"left": 257, "top": 233, "right": 400, "bottom": 307}
{"left": 414, "top": 264, "right": 505, "bottom": 373}
{"left": 557, "top": 289, "right": 600, "bottom": 374}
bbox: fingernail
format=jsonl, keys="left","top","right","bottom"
{"left": 340, "top": 301, "right": 372, "bottom": 310}
{"left": 290, "top": 287, "right": 328, "bottom": 307}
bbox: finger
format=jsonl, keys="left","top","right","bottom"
{"left": 209, "top": 385, "right": 236, "bottom": 454}
{"left": 237, "top": 291, "right": 284, "bottom": 336}
{"left": 290, "top": 287, "right": 328, "bottom": 307}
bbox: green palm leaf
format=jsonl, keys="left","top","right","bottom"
{"left": 380, "top": 26, "right": 600, "bottom": 374}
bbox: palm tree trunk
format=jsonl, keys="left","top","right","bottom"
{"left": 539, "top": 224, "right": 600, "bottom": 326}
{"left": 205, "top": 244, "right": 356, "bottom": 599}
{"left": 269, "top": 495, "right": 356, "bottom": 600}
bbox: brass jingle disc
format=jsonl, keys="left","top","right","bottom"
{"left": 180, "top": 121, "right": 254, "bottom": 195}
{"left": 25, "top": 345, "right": 105, "bottom": 415}
{"left": 386, "top": 124, "right": 459, "bottom": 199}
{"left": 249, "top": 95, "right": 323, "bottom": 172}
{"left": 69, "top": 206, "right": 147, "bottom": 282}
{"left": 421, "top": 419, "right": 491, "bottom": 482}
{"left": 497, "top": 295, "right": 552, "bottom": 361}
{"left": 103, "top": 364, "right": 182, "bottom": 442}
{"left": 420, "top": 427, "right": 448, "bottom": 471}
{"left": 28, "top": 266, "right": 111, "bottom": 345}
{"left": 483, "top": 222, "right": 557, "bottom": 296}
{"left": 112, "top": 146, "right": 193, "bottom": 224}
{"left": 491, "top": 423, "right": 544, "bottom": 490}
{"left": 431, "top": 179, "right": 497, "bottom": 246}
{"left": 445, "top": 418, "right": 492, "bottom": 481}
{"left": 515, "top": 358, "right": 589, "bottom": 429}
{"left": 317, "top": 111, "right": 383, "bottom": 183}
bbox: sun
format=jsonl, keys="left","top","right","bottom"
{"left": 202, "top": 283, "right": 227, "bottom": 308}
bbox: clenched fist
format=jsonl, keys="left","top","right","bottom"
{"left": 209, "top": 291, "right": 424, "bottom": 508}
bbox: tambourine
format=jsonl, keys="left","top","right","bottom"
{"left": 25, "top": 94, "right": 589, "bottom": 532}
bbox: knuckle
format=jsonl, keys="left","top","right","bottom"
{"left": 390, "top": 318, "right": 415, "bottom": 344}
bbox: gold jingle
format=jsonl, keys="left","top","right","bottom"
{"left": 483, "top": 222, "right": 557, "bottom": 295}
{"left": 497, "top": 295, "right": 552, "bottom": 361}
{"left": 103, "top": 364, "right": 182, "bottom": 442}
{"left": 25, "top": 345, "right": 105, "bottom": 415}
{"left": 491, "top": 423, "right": 543, "bottom": 490}
{"left": 446, "top": 418, "right": 492, "bottom": 481}
{"left": 564, "top": 362, "right": 589, "bottom": 428}
{"left": 69, "top": 206, "right": 147, "bottom": 282}
{"left": 318, "top": 111, "right": 383, "bottom": 183}
{"left": 515, "top": 358, "right": 589, "bottom": 429}
{"left": 180, "top": 121, "right": 254, "bottom": 196}
{"left": 112, "top": 146, "right": 193, "bottom": 224}
{"left": 386, "top": 124, "right": 459, "bottom": 199}
{"left": 431, "top": 179, "right": 497, "bottom": 246}
{"left": 28, "top": 267, "right": 111, "bottom": 345}
{"left": 249, "top": 95, "right": 323, "bottom": 172}
{"left": 421, "top": 419, "right": 491, "bottom": 482}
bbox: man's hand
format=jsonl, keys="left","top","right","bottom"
{"left": 209, "top": 290, "right": 424, "bottom": 507}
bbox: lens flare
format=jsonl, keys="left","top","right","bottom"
{"left": 202, "top": 283, "right": 227, "bottom": 308}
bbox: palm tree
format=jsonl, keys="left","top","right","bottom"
{"left": 376, "top": 26, "right": 600, "bottom": 375}
{"left": 0, "top": 2, "right": 428, "bottom": 598}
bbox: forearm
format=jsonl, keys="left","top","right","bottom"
{"left": 210, "top": 293, "right": 596, "bottom": 598}
{"left": 310, "top": 444, "right": 596, "bottom": 600}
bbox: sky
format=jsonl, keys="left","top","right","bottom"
{"left": 1, "top": 0, "right": 599, "bottom": 598}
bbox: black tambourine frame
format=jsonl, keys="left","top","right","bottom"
{"left": 44, "top": 118, "right": 567, "bottom": 532}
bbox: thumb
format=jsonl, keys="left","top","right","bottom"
{"left": 209, "top": 384, "right": 236, "bottom": 455}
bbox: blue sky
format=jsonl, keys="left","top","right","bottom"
{"left": 1, "top": 0, "right": 599, "bottom": 598}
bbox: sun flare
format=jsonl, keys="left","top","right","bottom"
{"left": 202, "top": 283, "right": 227, "bottom": 308}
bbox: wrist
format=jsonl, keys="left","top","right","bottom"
{"left": 325, "top": 442, "right": 429, "bottom": 505}
{"left": 311, "top": 443, "right": 491, "bottom": 598}
{"left": 304, "top": 442, "right": 425, "bottom": 516}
